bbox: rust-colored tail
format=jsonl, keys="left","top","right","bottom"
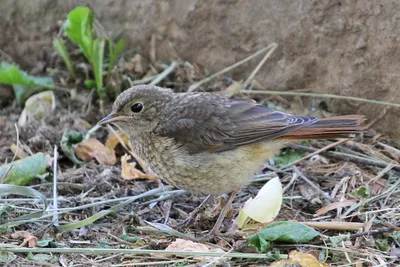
{"left": 278, "top": 115, "right": 366, "bottom": 140}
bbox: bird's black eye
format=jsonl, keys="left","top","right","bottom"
{"left": 130, "top": 103, "right": 144, "bottom": 113}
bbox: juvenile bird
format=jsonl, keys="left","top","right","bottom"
{"left": 98, "top": 84, "right": 365, "bottom": 237}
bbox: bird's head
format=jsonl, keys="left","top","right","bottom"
{"left": 98, "top": 85, "right": 174, "bottom": 136}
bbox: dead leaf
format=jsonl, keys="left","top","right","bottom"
{"left": 10, "top": 144, "right": 29, "bottom": 159}
{"left": 72, "top": 118, "right": 92, "bottom": 130}
{"left": 131, "top": 54, "right": 143, "bottom": 73}
{"left": 121, "top": 154, "right": 158, "bottom": 181}
{"left": 270, "top": 250, "right": 329, "bottom": 267}
{"left": 221, "top": 81, "right": 242, "bottom": 97}
{"left": 105, "top": 130, "right": 132, "bottom": 150}
{"left": 162, "top": 238, "right": 228, "bottom": 262}
{"left": 18, "top": 91, "right": 56, "bottom": 126}
{"left": 314, "top": 199, "right": 358, "bottom": 217}
{"left": 74, "top": 138, "right": 116, "bottom": 166}
{"left": 10, "top": 231, "right": 38, "bottom": 248}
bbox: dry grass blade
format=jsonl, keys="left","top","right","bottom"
{"left": 4, "top": 247, "right": 287, "bottom": 260}
{"left": 281, "top": 138, "right": 350, "bottom": 170}
{"left": 240, "top": 89, "right": 400, "bottom": 108}
{"left": 188, "top": 43, "right": 277, "bottom": 92}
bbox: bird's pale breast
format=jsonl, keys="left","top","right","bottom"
{"left": 132, "top": 134, "right": 286, "bottom": 195}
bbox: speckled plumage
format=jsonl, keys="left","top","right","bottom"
{"left": 99, "top": 85, "right": 365, "bottom": 195}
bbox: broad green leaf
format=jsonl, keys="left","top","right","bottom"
{"left": 247, "top": 221, "right": 320, "bottom": 253}
{"left": 92, "top": 39, "right": 105, "bottom": 99}
{"left": 0, "top": 153, "right": 47, "bottom": 186}
{"left": 60, "top": 129, "right": 85, "bottom": 164}
{"left": 0, "top": 63, "right": 54, "bottom": 104}
{"left": 53, "top": 39, "right": 75, "bottom": 78}
{"left": 63, "top": 6, "right": 94, "bottom": 61}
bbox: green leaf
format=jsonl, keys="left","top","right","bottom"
{"left": 37, "top": 237, "right": 54, "bottom": 247}
{"left": 0, "top": 63, "right": 54, "bottom": 104}
{"left": 274, "top": 148, "right": 306, "bottom": 168}
{"left": 120, "top": 234, "right": 141, "bottom": 243}
{"left": 329, "top": 233, "right": 350, "bottom": 247}
{"left": 84, "top": 79, "right": 96, "bottom": 89}
{"left": 352, "top": 186, "right": 369, "bottom": 199}
{"left": 109, "top": 40, "right": 125, "bottom": 69}
{"left": 60, "top": 129, "right": 85, "bottom": 165}
{"left": 0, "top": 153, "right": 47, "bottom": 186}
{"left": 53, "top": 39, "right": 75, "bottom": 79}
{"left": 106, "top": 39, "right": 125, "bottom": 86}
{"left": 58, "top": 209, "right": 115, "bottom": 232}
{"left": 27, "top": 253, "right": 58, "bottom": 264}
{"left": 63, "top": 6, "right": 94, "bottom": 61}
{"left": 0, "top": 251, "right": 17, "bottom": 264}
{"left": 0, "top": 204, "right": 14, "bottom": 218}
{"left": 376, "top": 239, "right": 390, "bottom": 251}
{"left": 92, "top": 39, "right": 105, "bottom": 99}
{"left": 247, "top": 221, "right": 320, "bottom": 253}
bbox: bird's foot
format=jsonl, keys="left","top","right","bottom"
{"left": 177, "top": 195, "right": 212, "bottom": 229}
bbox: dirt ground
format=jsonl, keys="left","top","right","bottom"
{"left": 1, "top": 1, "right": 400, "bottom": 266}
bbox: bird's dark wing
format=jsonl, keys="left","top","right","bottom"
{"left": 155, "top": 98, "right": 318, "bottom": 154}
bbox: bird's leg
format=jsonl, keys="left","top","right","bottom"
{"left": 197, "top": 190, "right": 238, "bottom": 242}
{"left": 177, "top": 195, "right": 212, "bottom": 228}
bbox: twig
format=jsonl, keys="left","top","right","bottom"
{"left": 52, "top": 146, "right": 59, "bottom": 227}
{"left": 130, "top": 74, "right": 159, "bottom": 85}
{"left": 188, "top": 43, "right": 277, "bottom": 92}
{"left": 139, "top": 190, "right": 187, "bottom": 206}
{"left": 290, "top": 144, "right": 400, "bottom": 172}
{"left": 240, "top": 89, "right": 400, "bottom": 108}
{"left": 342, "top": 178, "right": 400, "bottom": 217}
{"left": 150, "top": 61, "right": 179, "bottom": 85}
{"left": 84, "top": 125, "right": 100, "bottom": 139}
{"left": 366, "top": 107, "right": 388, "bottom": 128}
{"left": 242, "top": 43, "right": 278, "bottom": 88}
{"left": 292, "top": 166, "right": 330, "bottom": 201}
{"left": 281, "top": 138, "right": 350, "bottom": 170}
{"left": 11, "top": 124, "right": 20, "bottom": 163}
{"left": 366, "top": 163, "right": 396, "bottom": 185}
{"left": 282, "top": 172, "right": 298, "bottom": 194}
{"left": 59, "top": 186, "right": 174, "bottom": 212}
{"left": 349, "top": 224, "right": 398, "bottom": 239}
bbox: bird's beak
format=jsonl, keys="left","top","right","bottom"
{"left": 98, "top": 113, "right": 118, "bottom": 125}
